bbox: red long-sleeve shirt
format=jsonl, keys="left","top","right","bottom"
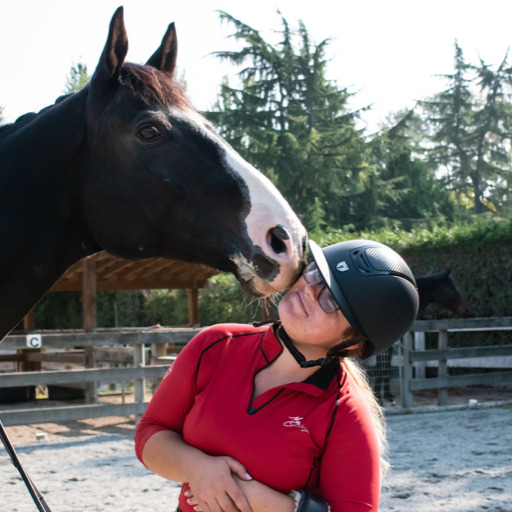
{"left": 135, "top": 323, "right": 381, "bottom": 512}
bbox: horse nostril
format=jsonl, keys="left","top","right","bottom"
{"left": 268, "top": 225, "right": 290, "bottom": 255}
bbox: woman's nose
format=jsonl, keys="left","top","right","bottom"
{"left": 304, "top": 281, "right": 323, "bottom": 303}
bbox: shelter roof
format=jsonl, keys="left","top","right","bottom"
{"left": 50, "top": 251, "right": 219, "bottom": 292}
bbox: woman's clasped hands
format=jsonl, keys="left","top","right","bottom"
{"left": 184, "top": 454, "right": 253, "bottom": 512}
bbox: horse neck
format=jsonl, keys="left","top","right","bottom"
{"left": 0, "top": 90, "right": 99, "bottom": 339}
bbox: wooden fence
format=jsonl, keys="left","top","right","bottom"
{"left": 1, "top": 318, "right": 512, "bottom": 425}
{"left": 0, "top": 328, "right": 200, "bottom": 426}
{"left": 400, "top": 316, "right": 512, "bottom": 408}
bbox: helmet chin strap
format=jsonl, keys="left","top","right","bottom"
{"left": 275, "top": 323, "right": 365, "bottom": 368}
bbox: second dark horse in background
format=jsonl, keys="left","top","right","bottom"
{"left": 416, "top": 269, "right": 471, "bottom": 318}
{"left": 372, "top": 269, "right": 470, "bottom": 405}
{"left": 0, "top": 8, "right": 307, "bottom": 341}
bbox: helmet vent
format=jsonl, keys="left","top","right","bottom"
{"left": 365, "top": 247, "right": 416, "bottom": 283}
{"left": 351, "top": 249, "right": 372, "bottom": 274}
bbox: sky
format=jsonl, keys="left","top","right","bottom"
{"left": 1, "top": 0, "right": 512, "bottom": 132}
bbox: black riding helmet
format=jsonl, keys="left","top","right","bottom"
{"left": 308, "top": 239, "right": 419, "bottom": 360}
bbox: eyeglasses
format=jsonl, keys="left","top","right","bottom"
{"left": 302, "top": 261, "right": 340, "bottom": 314}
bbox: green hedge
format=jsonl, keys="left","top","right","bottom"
{"left": 313, "top": 216, "right": 512, "bottom": 318}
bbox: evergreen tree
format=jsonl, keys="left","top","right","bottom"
{"left": 64, "top": 63, "right": 90, "bottom": 93}
{"left": 471, "top": 52, "right": 512, "bottom": 213}
{"left": 421, "top": 43, "right": 512, "bottom": 214}
{"left": 0, "top": 104, "right": 4, "bottom": 125}
{"left": 364, "top": 111, "right": 455, "bottom": 230}
{"left": 207, "top": 12, "right": 367, "bottom": 231}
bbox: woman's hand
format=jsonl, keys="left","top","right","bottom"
{"left": 186, "top": 472, "right": 297, "bottom": 512}
{"left": 185, "top": 454, "right": 253, "bottom": 512}
{"left": 141, "top": 430, "right": 253, "bottom": 512}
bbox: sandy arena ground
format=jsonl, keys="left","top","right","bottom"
{"left": 1, "top": 404, "right": 511, "bottom": 511}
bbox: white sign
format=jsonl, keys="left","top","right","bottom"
{"left": 26, "top": 334, "right": 42, "bottom": 348}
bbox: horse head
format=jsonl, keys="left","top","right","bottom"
{"left": 82, "top": 7, "right": 306, "bottom": 297}
{"left": 417, "top": 269, "right": 471, "bottom": 317}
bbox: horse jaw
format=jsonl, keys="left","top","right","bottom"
{"left": 222, "top": 149, "right": 307, "bottom": 296}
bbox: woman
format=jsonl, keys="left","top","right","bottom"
{"left": 135, "top": 239, "right": 419, "bottom": 512}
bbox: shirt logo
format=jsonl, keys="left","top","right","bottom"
{"left": 283, "top": 416, "right": 309, "bottom": 433}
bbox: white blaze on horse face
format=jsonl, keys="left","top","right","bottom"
{"left": 222, "top": 147, "right": 306, "bottom": 294}
{"left": 171, "top": 106, "right": 306, "bottom": 294}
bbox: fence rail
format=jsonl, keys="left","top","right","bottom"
{"left": 0, "top": 328, "right": 200, "bottom": 426}
{"left": 1, "top": 320, "right": 511, "bottom": 425}
{"left": 400, "top": 316, "right": 512, "bottom": 408}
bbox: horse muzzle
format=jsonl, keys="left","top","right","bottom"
{"left": 230, "top": 225, "right": 307, "bottom": 297}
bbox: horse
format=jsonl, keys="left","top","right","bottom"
{"left": 416, "top": 269, "right": 471, "bottom": 317}
{"left": 372, "top": 269, "right": 470, "bottom": 405}
{"left": 0, "top": 7, "right": 307, "bottom": 342}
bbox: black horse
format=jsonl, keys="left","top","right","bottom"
{"left": 416, "top": 269, "right": 471, "bottom": 317}
{"left": 0, "top": 8, "right": 307, "bottom": 341}
{"left": 372, "top": 269, "right": 470, "bottom": 405}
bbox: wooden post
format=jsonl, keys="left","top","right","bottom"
{"left": 14, "top": 348, "right": 38, "bottom": 400}
{"left": 83, "top": 257, "right": 97, "bottom": 403}
{"left": 414, "top": 332, "right": 426, "bottom": 379}
{"left": 82, "top": 256, "right": 97, "bottom": 333}
{"left": 134, "top": 343, "right": 146, "bottom": 424}
{"left": 23, "top": 308, "right": 36, "bottom": 331}
{"left": 400, "top": 331, "right": 414, "bottom": 408}
{"left": 438, "top": 329, "right": 448, "bottom": 406}
{"left": 187, "top": 288, "right": 199, "bottom": 326}
{"left": 150, "top": 342, "right": 168, "bottom": 393}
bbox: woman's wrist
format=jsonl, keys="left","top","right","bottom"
{"left": 234, "top": 475, "right": 296, "bottom": 511}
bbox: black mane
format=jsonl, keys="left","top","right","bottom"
{"left": 0, "top": 93, "right": 75, "bottom": 141}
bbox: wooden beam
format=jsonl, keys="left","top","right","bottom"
{"left": 50, "top": 252, "right": 218, "bottom": 292}
{"left": 82, "top": 256, "right": 97, "bottom": 332}
{"left": 188, "top": 288, "right": 199, "bottom": 326}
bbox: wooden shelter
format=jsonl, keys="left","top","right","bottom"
{"left": 23, "top": 251, "right": 219, "bottom": 331}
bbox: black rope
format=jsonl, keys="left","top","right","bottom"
{"left": 0, "top": 418, "right": 52, "bottom": 511}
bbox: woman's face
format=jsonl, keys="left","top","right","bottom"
{"left": 278, "top": 272, "right": 352, "bottom": 355}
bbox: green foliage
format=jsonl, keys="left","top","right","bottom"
{"left": 420, "top": 43, "right": 512, "bottom": 215}
{"left": 35, "top": 292, "right": 83, "bottom": 329}
{"left": 64, "top": 63, "right": 90, "bottom": 93}
{"left": 0, "top": 104, "right": 4, "bottom": 125}
{"left": 34, "top": 290, "right": 150, "bottom": 329}
{"left": 364, "top": 111, "right": 456, "bottom": 230}
{"left": 97, "top": 291, "right": 148, "bottom": 327}
{"left": 138, "top": 289, "right": 189, "bottom": 326}
{"left": 198, "top": 274, "right": 262, "bottom": 324}
{"left": 314, "top": 215, "right": 512, "bottom": 251}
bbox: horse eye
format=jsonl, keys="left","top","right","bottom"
{"left": 138, "top": 124, "right": 161, "bottom": 141}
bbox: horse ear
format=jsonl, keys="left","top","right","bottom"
{"left": 88, "top": 8, "right": 128, "bottom": 118}
{"left": 146, "top": 23, "right": 178, "bottom": 78}
{"left": 94, "top": 7, "right": 129, "bottom": 82}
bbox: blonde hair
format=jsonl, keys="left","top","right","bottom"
{"left": 340, "top": 325, "right": 389, "bottom": 480}
{"left": 341, "top": 356, "right": 389, "bottom": 480}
